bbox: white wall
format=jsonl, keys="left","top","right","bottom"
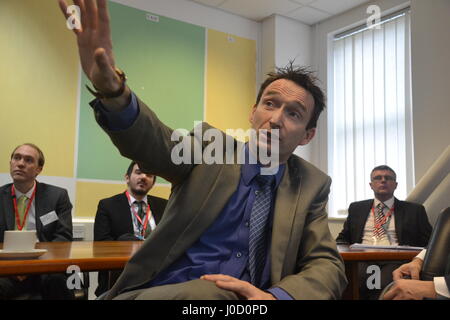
{"left": 410, "top": 0, "right": 450, "bottom": 183}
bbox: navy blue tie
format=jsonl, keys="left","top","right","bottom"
{"left": 248, "top": 174, "right": 274, "bottom": 287}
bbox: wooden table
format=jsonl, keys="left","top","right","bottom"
{"left": 0, "top": 241, "right": 143, "bottom": 276}
{"left": 0, "top": 242, "right": 420, "bottom": 300}
{"left": 338, "top": 245, "right": 420, "bottom": 300}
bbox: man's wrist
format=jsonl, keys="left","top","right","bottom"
{"left": 100, "top": 85, "right": 132, "bottom": 112}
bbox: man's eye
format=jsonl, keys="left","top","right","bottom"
{"left": 265, "top": 101, "right": 274, "bottom": 107}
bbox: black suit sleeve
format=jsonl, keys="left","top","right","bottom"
{"left": 51, "top": 189, "right": 73, "bottom": 241}
{"left": 94, "top": 200, "right": 115, "bottom": 241}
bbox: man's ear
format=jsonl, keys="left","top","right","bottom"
{"left": 249, "top": 104, "right": 258, "bottom": 124}
{"left": 298, "top": 127, "right": 316, "bottom": 146}
{"left": 35, "top": 166, "right": 43, "bottom": 176}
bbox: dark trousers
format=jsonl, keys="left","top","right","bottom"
{"left": 0, "top": 274, "right": 75, "bottom": 300}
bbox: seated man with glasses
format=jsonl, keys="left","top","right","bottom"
{"left": 336, "top": 165, "right": 432, "bottom": 299}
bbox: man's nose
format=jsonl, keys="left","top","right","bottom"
{"left": 269, "top": 107, "right": 283, "bottom": 128}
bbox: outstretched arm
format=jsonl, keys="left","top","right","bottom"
{"left": 58, "top": 0, "right": 130, "bottom": 110}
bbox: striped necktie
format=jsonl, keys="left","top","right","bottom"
{"left": 248, "top": 174, "right": 274, "bottom": 287}
{"left": 374, "top": 202, "right": 387, "bottom": 240}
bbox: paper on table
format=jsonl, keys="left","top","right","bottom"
{"left": 349, "top": 243, "right": 424, "bottom": 251}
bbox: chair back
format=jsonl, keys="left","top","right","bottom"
{"left": 421, "top": 207, "right": 450, "bottom": 280}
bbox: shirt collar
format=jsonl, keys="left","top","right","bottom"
{"left": 374, "top": 196, "right": 395, "bottom": 209}
{"left": 14, "top": 181, "right": 36, "bottom": 199}
{"left": 127, "top": 190, "right": 148, "bottom": 206}
{"left": 241, "top": 143, "right": 285, "bottom": 188}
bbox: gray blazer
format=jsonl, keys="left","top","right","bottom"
{"left": 95, "top": 96, "right": 347, "bottom": 300}
{"left": 0, "top": 182, "right": 73, "bottom": 242}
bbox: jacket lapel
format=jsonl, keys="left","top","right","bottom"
{"left": 393, "top": 198, "right": 404, "bottom": 243}
{"left": 34, "top": 182, "right": 45, "bottom": 235}
{"left": 356, "top": 200, "right": 373, "bottom": 243}
{"left": 118, "top": 193, "right": 134, "bottom": 233}
{"left": 1, "top": 184, "right": 15, "bottom": 230}
{"left": 270, "top": 162, "right": 301, "bottom": 283}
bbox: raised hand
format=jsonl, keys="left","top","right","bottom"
{"left": 58, "top": 0, "right": 122, "bottom": 95}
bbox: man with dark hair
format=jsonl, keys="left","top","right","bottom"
{"left": 59, "top": 0, "right": 346, "bottom": 300}
{"left": 336, "top": 165, "right": 432, "bottom": 299}
{"left": 94, "top": 161, "right": 167, "bottom": 296}
{"left": 0, "top": 143, "right": 73, "bottom": 299}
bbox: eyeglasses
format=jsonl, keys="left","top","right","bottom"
{"left": 371, "top": 175, "right": 396, "bottom": 182}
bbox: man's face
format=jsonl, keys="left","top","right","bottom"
{"left": 249, "top": 79, "right": 316, "bottom": 163}
{"left": 126, "top": 164, "right": 155, "bottom": 197}
{"left": 369, "top": 170, "right": 398, "bottom": 199}
{"left": 10, "top": 145, "right": 43, "bottom": 184}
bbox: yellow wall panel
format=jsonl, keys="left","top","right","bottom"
{"left": 0, "top": 0, "right": 79, "bottom": 177}
{"left": 205, "top": 29, "right": 256, "bottom": 134}
{"left": 75, "top": 181, "right": 171, "bottom": 218}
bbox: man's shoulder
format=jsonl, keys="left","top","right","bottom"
{"left": 350, "top": 199, "right": 373, "bottom": 206}
{"left": 99, "top": 193, "right": 126, "bottom": 204}
{"left": 288, "top": 154, "right": 330, "bottom": 182}
{"left": 0, "top": 183, "right": 12, "bottom": 193}
{"left": 36, "top": 182, "right": 68, "bottom": 194}
{"left": 395, "top": 198, "right": 425, "bottom": 210}
{"left": 147, "top": 194, "right": 168, "bottom": 205}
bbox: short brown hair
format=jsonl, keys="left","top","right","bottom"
{"left": 11, "top": 143, "right": 45, "bottom": 167}
{"left": 256, "top": 62, "right": 326, "bottom": 130}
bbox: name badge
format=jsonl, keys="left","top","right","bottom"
{"left": 40, "top": 211, "right": 59, "bottom": 226}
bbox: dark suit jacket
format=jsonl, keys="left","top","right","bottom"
{"left": 336, "top": 198, "right": 432, "bottom": 247}
{"left": 94, "top": 96, "right": 347, "bottom": 300}
{"left": 94, "top": 192, "right": 167, "bottom": 241}
{"left": 94, "top": 192, "right": 167, "bottom": 296}
{"left": 0, "top": 182, "right": 73, "bottom": 242}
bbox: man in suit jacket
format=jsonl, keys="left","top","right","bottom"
{"left": 0, "top": 143, "right": 73, "bottom": 300}
{"left": 384, "top": 249, "right": 450, "bottom": 299}
{"left": 94, "top": 161, "right": 167, "bottom": 296}
{"left": 336, "top": 165, "right": 432, "bottom": 299}
{"left": 59, "top": 0, "right": 346, "bottom": 300}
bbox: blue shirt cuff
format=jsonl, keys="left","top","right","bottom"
{"left": 266, "top": 287, "right": 294, "bottom": 300}
{"left": 89, "top": 92, "right": 139, "bottom": 131}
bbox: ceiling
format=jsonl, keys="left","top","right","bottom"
{"left": 186, "top": 0, "right": 371, "bottom": 25}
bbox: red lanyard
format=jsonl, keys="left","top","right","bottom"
{"left": 11, "top": 184, "right": 37, "bottom": 231}
{"left": 125, "top": 191, "right": 151, "bottom": 237}
{"left": 372, "top": 204, "right": 394, "bottom": 229}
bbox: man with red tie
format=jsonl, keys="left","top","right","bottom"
{"left": 336, "top": 165, "right": 432, "bottom": 299}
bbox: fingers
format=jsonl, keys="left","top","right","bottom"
{"left": 410, "top": 267, "right": 420, "bottom": 280}
{"left": 97, "top": 0, "right": 112, "bottom": 45}
{"left": 58, "top": 0, "right": 81, "bottom": 34}
{"left": 84, "top": 0, "right": 98, "bottom": 30}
